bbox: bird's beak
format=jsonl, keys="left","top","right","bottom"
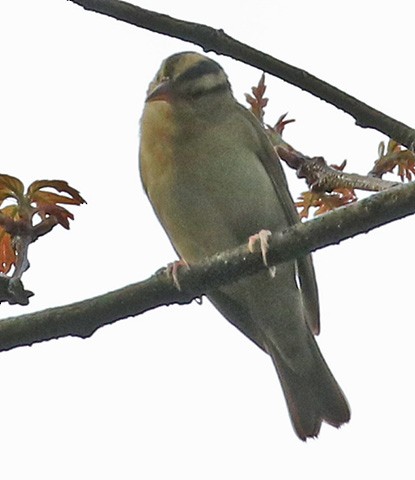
{"left": 145, "top": 79, "right": 171, "bottom": 103}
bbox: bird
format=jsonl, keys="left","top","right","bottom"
{"left": 139, "top": 51, "right": 350, "bottom": 440}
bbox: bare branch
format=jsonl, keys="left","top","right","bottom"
{"left": 2, "top": 180, "right": 415, "bottom": 352}
{"left": 67, "top": 0, "right": 415, "bottom": 147}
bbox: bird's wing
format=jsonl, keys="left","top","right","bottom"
{"left": 239, "top": 104, "right": 320, "bottom": 334}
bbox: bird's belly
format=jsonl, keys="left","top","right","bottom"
{"left": 145, "top": 146, "right": 286, "bottom": 264}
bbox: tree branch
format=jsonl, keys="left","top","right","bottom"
{"left": 2, "top": 180, "right": 415, "bottom": 352}
{"left": 276, "top": 146, "right": 399, "bottom": 192}
{"left": 67, "top": 0, "right": 415, "bottom": 148}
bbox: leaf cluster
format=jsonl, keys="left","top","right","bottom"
{"left": 0, "top": 174, "right": 85, "bottom": 305}
{"left": 246, "top": 76, "right": 413, "bottom": 218}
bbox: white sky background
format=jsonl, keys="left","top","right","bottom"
{"left": 0, "top": 0, "right": 414, "bottom": 478}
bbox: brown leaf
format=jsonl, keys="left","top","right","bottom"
{"left": 28, "top": 179, "right": 86, "bottom": 229}
{"left": 0, "top": 229, "right": 15, "bottom": 274}
{"left": 0, "top": 174, "right": 25, "bottom": 204}
{"left": 330, "top": 160, "right": 348, "bottom": 171}
{"left": 27, "top": 180, "right": 86, "bottom": 205}
{"left": 30, "top": 190, "right": 83, "bottom": 207}
{"left": 370, "top": 139, "right": 415, "bottom": 180}
{"left": 272, "top": 112, "right": 296, "bottom": 135}
{"left": 34, "top": 203, "right": 75, "bottom": 229}
{"left": 295, "top": 191, "right": 321, "bottom": 219}
{"left": 245, "top": 73, "right": 268, "bottom": 122}
{"left": 296, "top": 188, "right": 357, "bottom": 218}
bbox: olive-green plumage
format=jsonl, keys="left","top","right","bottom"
{"left": 139, "top": 52, "right": 350, "bottom": 440}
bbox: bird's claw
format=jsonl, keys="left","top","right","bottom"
{"left": 248, "top": 230, "right": 276, "bottom": 277}
{"left": 248, "top": 229, "right": 272, "bottom": 265}
{"left": 166, "top": 259, "right": 190, "bottom": 290}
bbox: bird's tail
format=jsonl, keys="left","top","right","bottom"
{"left": 265, "top": 336, "right": 351, "bottom": 440}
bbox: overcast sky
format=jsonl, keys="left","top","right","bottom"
{"left": 1, "top": 1, "right": 414, "bottom": 478}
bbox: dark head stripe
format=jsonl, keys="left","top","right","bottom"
{"left": 176, "top": 60, "right": 222, "bottom": 83}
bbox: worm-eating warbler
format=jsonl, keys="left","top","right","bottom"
{"left": 139, "top": 52, "right": 350, "bottom": 440}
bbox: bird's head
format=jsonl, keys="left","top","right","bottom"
{"left": 146, "top": 52, "right": 232, "bottom": 103}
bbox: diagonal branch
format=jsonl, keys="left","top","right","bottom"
{"left": 67, "top": 0, "right": 415, "bottom": 148}
{"left": 1, "top": 180, "right": 415, "bottom": 353}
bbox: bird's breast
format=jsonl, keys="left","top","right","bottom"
{"left": 139, "top": 101, "right": 284, "bottom": 263}
{"left": 140, "top": 100, "right": 177, "bottom": 193}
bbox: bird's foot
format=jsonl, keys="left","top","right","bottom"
{"left": 248, "top": 230, "right": 276, "bottom": 277}
{"left": 166, "top": 258, "right": 190, "bottom": 290}
{"left": 248, "top": 229, "right": 272, "bottom": 265}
